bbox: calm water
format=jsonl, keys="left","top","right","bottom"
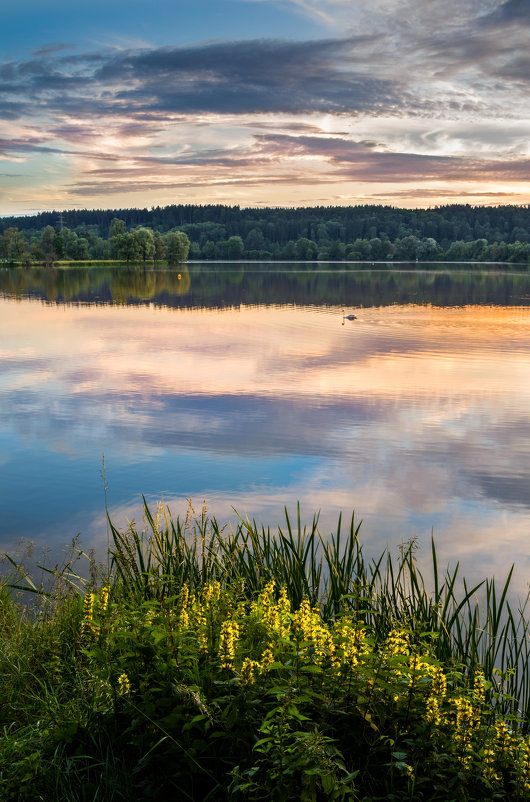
{"left": 1, "top": 263, "right": 530, "bottom": 591}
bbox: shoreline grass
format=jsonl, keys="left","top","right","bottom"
{"left": 3, "top": 257, "right": 530, "bottom": 268}
{"left": 2, "top": 502, "right": 530, "bottom": 800}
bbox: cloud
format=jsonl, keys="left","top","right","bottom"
{"left": 1, "top": 4, "right": 530, "bottom": 212}
{"left": 31, "top": 42, "right": 76, "bottom": 57}
{"left": 2, "top": 16, "right": 529, "bottom": 135}
{"left": 280, "top": 0, "right": 530, "bottom": 37}
{"left": 381, "top": 189, "right": 520, "bottom": 200}
{"left": 480, "top": 0, "right": 530, "bottom": 25}
{"left": 91, "top": 37, "right": 400, "bottom": 117}
{"left": 250, "top": 133, "right": 530, "bottom": 183}
{"left": 0, "top": 136, "right": 63, "bottom": 157}
{"left": 26, "top": 127, "right": 524, "bottom": 202}
{"left": 0, "top": 35, "right": 441, "bottom": 124}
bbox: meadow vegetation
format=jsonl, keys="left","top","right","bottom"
{"left": 2, "top": 502, "right": 530, "bottom": 800}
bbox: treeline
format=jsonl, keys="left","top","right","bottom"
{"left": 0, "top": 220, "right": 190, "bottom": 265}
{"left": 1, "top": 204, "right": 530, "bottom": 263}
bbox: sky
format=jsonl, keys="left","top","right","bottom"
{"left": 1, "top": 0, "right": 530, "bottom": 215}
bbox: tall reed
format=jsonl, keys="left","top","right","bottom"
{"left": 109, "top": 500, "right": 530, "bottom": 726}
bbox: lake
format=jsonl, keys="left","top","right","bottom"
{"left": 1, "top": 262, "right": 530, "bottom": 594}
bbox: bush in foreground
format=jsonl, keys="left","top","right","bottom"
{"left": 2, "top": 505, "right": 530, "bottom": 800}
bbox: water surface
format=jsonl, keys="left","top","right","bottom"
{"left": 1, "top": 263, "right": 529, "bottom": 592}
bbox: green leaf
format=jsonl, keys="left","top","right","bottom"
{"left": 301, "top": 664, "right": 322, "bottom": 674}
{"left": 287, "top": 703, "right": 310, "bottom": 721}
{"left": 254, "top": 737, "right": 274, "bottom": 748}
{"left": 321, "top": 773, "right": 336, "bottom": 794}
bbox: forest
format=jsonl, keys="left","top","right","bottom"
{"left": 1, "top": 203, "right": 530, "bottom": 264}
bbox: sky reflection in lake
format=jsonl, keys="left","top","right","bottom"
{"left": 1, "top": 266, "right": 530, "bottom": 594}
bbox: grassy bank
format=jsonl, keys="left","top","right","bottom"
{"left": 2, "top": 503, "right": 530, "bottom": 800}
{"left": 3, "top": 259, "right": 172, "bottom": 268}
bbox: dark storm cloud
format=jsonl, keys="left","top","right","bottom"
{"left": 96, "top": 36, "right": 344, "bottom": 80}
{"left": 0, "top": 36, "right": 405, "bottom": 120}
{"left": 96, "top": 36, "right": 403, "bottom": 116}
{"left": 2, "top": 19, "right": 529, "bottom": 127}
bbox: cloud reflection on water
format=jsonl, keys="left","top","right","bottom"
{"left": 1, "top": 275, "right": 530, "bottom": 595}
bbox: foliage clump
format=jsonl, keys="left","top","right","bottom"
{"left": 2, "top": 505, "right": 530, "bottom": 800}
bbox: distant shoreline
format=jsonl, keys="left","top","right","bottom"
{"left": 2, "top": 258, "right": 530, "bottom": 268}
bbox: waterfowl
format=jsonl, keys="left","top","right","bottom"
{"left": 342, "top": 310, "right": 357, "bottom": 320}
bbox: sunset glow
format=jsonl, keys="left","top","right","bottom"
{"left": 2, "top": 0, "right": 530, "bottom": 214}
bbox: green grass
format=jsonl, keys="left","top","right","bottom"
{"left": 2, "top": 502, "right": 530, "bottom": 800}
{"left": 6, "top": 259, "right": 172, "bottom": 268}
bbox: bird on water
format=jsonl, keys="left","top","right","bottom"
{"left": 342, "top": 310, "right": 357, "bottom": 320}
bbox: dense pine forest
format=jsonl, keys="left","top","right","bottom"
{"left": 1, "top": 203, "right": 530, "bottom": 263}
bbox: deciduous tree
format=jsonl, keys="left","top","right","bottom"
{"left": 165, "top": 231, "right": 190, "bottom": 263}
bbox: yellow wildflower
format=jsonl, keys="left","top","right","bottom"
{"left": 425, "top": 696, "right": 442, "bottom": 726}
{"left": 82, "top": 591, "right": 93, "bottom": 621}
{"left": 175, "top": 584, "right": 190, "bottom": 630}
{"left": 117, "top": 672, "right": 131, "bottom": 695}
{"left": 292, "top": 599, "right": 332, "bottom": 663}
{"left": 517, "top": 738, "right": 530, "bottom": 796}
{"left": 82, "top": 591, "right": 99, "bottom": 636}
{"left": 203, "top": 581, "right": 221, "bottom": 605}
{"left": 494, "top": 720, "right": 516, "bottom": 758}
{"left": 99, "top": 585, "right": 110, "bottom": 613}
{"left": 429, "top": 665, "right": 447, "bottom": 698}
{"left": 482, "top": 745, "right": 500, "bottom": 783}
{"left": 276, "top": 586, "right": 291, "bottom": 638}
{"left": 453, "top": 696, "right": 476, "bottom": 768}
{"left": 250, "top": 581, "right": 277, "bottom": 632}
{"left": 333, "top": 617, "right": 368, "bottom": 671}
{"left": 385, "top": 628, "right": 410, "bottom": 656}
{"left": 240, "top": 658, "right": 260, "bottom": 685}
{"left": 191, "top": 600, "right": 208, "bottom": 653}
{"left": 260, "top": 647, "right": 275, "bottom": 674}
{"left": 144, "top": 609, "right": 154, "bottom": 627}
{"left": 219, "top": 619, "right": 239, "bottom": 670}
{"left": 180, "top": 584, "right": 189, "bottom": 607}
